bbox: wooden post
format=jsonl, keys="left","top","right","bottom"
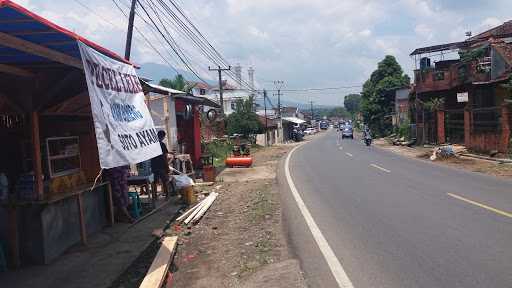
{"left": 106, "top": 182, "right": 115, "bottom": 226}
{"left": 77, "top": 193, "right": 87, "bottom": 245}
{"left": 500, "top": 104, "right": 510, "bottom": 153}
{"left": 163, "top": 96, "right": 171, "bottom": 148}
{"left": 7, "top": 206, "right": 20, "bottom": 268}
{"left": 464, "top": 108, "right": 471, "bottom": 148}
{"left": 31, "top": 111, "right": 44, "bottom": 200}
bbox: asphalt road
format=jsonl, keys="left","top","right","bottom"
{"left": 279, "top": 129, "right": 512, "bottom": 288}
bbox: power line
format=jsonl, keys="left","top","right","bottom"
{"left": 75, "top": 0, "right": 183, "bottom": 77}
{"left": 152, "top": 0, "right": 257, "bottom": 91}
{"left": 111, "top": 0, "right": 181, "bottom": 75}
{"left": 135, "top": 0, "right": 208, "bottom": 83}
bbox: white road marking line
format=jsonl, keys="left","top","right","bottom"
{"left": 370, "top": 164, "right": 391, "bottom": 173}
{"left": 345, "top": 152, "right": 353, "bottom": 157}
{"left": 285, "top": 145, "right": 354, "bottom": 288}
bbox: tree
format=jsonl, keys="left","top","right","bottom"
{"left": 343, "top": 94, "right": 361, "bottom": 116}
{"left": 159, "top": 74, "right": 195, "bottom": 93}
{"left": 361, "top": 55, "right": 410, "bottom": 136}
{"left": 226, "top": 96, "right": 263, "bottom": 138}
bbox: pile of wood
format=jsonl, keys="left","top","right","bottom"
{"left": 138, "top": 236, "right": 178, "bottom": 288}
{"left": 176, "top": 192, "right": 218, "bottom": 225}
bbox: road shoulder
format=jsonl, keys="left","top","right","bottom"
{"left": 171, "top": 144, "right": 307, "bottom": 288}
{"left": 374, "top": 139, "right": 512, "bottom": 179}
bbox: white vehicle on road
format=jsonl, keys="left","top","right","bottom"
{"left": 304, "top": 127, "right": 316, "bottom": 135}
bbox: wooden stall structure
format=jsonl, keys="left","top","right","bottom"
{"left": 0, "top": 1, "right": 135, "bottom": 268}
{"left": 174, "top": 94, "right": 220, "bottom": 167}
{"left": 141, "top": 80, "right": 220, "bottom": 168}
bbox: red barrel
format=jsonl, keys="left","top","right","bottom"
{"left": 225, "top": 157, "right": 253, "bottom": 167}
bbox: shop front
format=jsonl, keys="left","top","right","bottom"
{"left": 0, "top": 1, "right": 135, "bottom": 268}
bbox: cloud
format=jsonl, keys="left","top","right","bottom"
{"left": 248, "top": 26, "right": 268, "bottom": 39}
{"left": 13, "top": 0, "right": 512, "bottom": 104}
{"left": 479, "top": 17, "right": 502, "bottom": 31}
{"left": 415, "top": 24, "right": 434, "bottom": 40}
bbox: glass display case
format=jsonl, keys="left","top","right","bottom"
{"left": 46, "top": 136, "right": 80, "bottom": 178}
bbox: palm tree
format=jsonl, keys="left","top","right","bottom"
{"left": 159, "top": 74, "right": 196, "bottom": 93}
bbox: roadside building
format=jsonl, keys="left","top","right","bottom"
{"left": 0, "top": 1, "right": 135, "bottom": 267}
{"left": 392, "top": 86, "right": 412, "bottom": 127}
{"left": 410, "top": 20, "right": 512, "bottom": 154}
{"left": 256, "top": 115, "right": 279, "bottom": 146}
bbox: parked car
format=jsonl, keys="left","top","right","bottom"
{"left": 304, "top": 127, "right": 316, "bottom": 135}
{"left": 341, "top": 125, "right": 354, "bottom": 139}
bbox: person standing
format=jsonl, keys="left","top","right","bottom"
{"left": 104, "top": 166, "right": 134, "bottom": 223}
{"left": 151, "top": 130, "right": 171, "bottom": 199}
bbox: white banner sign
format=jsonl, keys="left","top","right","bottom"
{"left": 457, "top": 92, "right": 468, "bottom": 103}
{"left": 78, "top": 41, "right": 162, "bottom": 169}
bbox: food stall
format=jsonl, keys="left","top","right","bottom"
{"left": 0, "top": 1, "right": 135, "bottom": 267}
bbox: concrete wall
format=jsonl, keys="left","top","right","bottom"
{"left": 256, "top": 129, "right": 278, "bottom": 146}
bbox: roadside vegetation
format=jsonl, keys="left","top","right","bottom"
{"left": 360, "top": 55, "right": 410, "bottom": 137}
{"left": 204, "top": 139, "right": 233, "bottom": 167}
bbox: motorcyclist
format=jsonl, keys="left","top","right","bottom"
{"left": 363, "top": 125, "right": 372, "bottom": 146}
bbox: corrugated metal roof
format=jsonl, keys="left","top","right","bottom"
{"left": 0, "top": 0, "right": 130, "bottom": 66}
{"left": 282, "top": 117, "right": 306, "bottom": 124}
{"left": 140, "top": 79, "right": 186, "bottom": 95}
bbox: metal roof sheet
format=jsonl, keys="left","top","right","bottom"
{"left": 0, "top": 0, "right": 131, "bottom": 66}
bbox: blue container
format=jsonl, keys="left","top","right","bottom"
{"left": 128, "top": 191, "right": 141, "bottom": 219}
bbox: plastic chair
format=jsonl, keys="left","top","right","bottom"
{"left": 128, "top": 191, "right": 142, "bottom": 219}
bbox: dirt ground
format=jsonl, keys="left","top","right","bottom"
{"left": 171, "top": 143, "right": 306, "bottom": 288}
{"left": 374, "top": 138, "right": 512, "bottom": 179}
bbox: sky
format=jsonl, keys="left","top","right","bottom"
{"left": 16, "top": 0, "right": 512, "bottom": 105}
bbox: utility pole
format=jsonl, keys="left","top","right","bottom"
{"left": 124, "top": 0, "right": 137, "bottom": 60}
{"left": 310, "top": 100, "right": 314, "bottom": 122}
{"left": 263, "top": 90, "right": 268, "bottom": 146}
{"left": 209, "top": 66, "right": 231, "bottom": 115}
{"left": 273, "top": 80, "right": 284, "bottom": 143}
{"left": 274, "top": 80, "right": 284, "bottom": 118}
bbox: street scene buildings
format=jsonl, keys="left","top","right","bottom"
{"left": 0, "top": 1, "right": 512, "bottom": 288}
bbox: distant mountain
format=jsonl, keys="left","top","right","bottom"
{"left": 137, "top": 62, "right": 215, "bottom": 84}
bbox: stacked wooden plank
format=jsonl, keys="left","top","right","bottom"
{"left": 176, "top": 192, "right": 218, "bottom": 225}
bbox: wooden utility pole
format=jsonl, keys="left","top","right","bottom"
{"left": 209, "top": 66, "right": 231, "bottom": 115}
{"left": 124, "top": 0, "right": 137, "bottom": 60}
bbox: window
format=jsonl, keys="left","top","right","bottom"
{"left": 46, "top": 136, "right": 81, "bottom": 178}
{"left": 200, "top": 89, "right": 206, "bottom": 95}
{"left": 231, "top": 102, "right": 236, "bottom": 110}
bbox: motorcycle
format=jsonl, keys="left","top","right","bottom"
{"left": 365, "top": 138, "right": 372, "bottom": 146}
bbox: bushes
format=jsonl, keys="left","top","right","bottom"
{"left": 396, "top": 120, "right": 410, "bottom": 139}
{"left": 204, "top": 139, "right": 233, "bottom": 167}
